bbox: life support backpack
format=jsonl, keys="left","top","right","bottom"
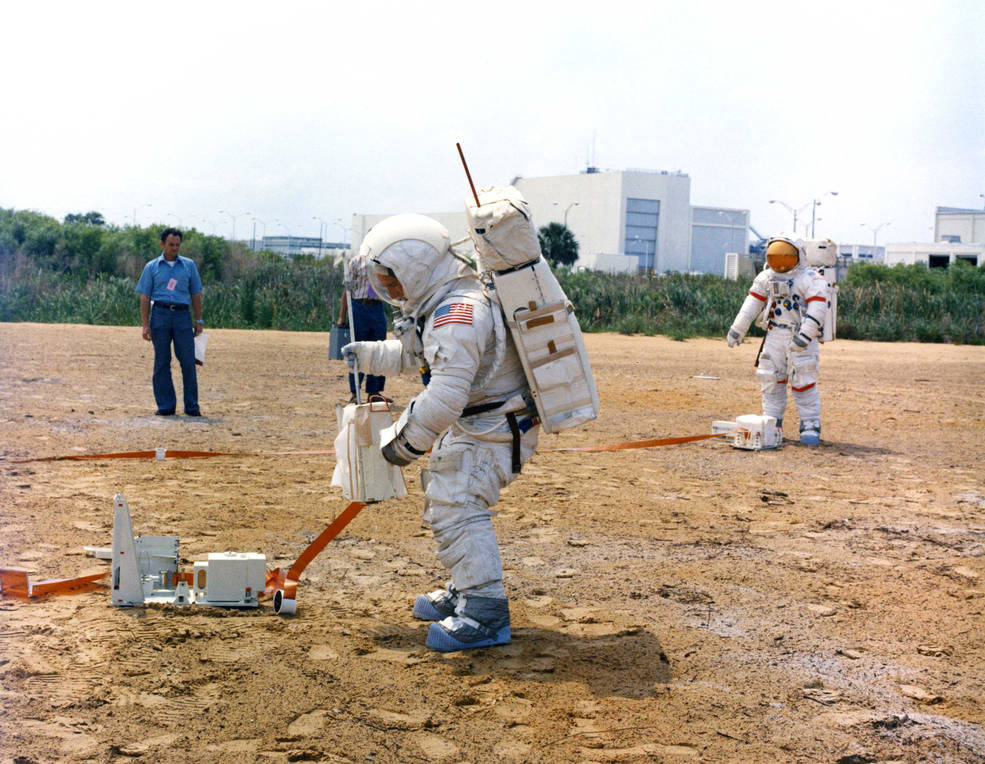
{"left": 802, "top": 238, "right": 839, "bottom": 342}
{"left": 465, "top": 185, "right": 600, "bottom": 434}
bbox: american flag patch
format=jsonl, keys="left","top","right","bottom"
{"left": 433, "top": 302, "right": 474, "bottom": 327}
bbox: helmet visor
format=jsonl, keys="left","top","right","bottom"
{"left": 766, "top": 241, "right": 799, "bottom": 273}
{"left": 367, "top": 259, "right": 405, "bottom": 307}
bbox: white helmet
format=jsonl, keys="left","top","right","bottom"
{"left": 765, "top": 233, "right": 806, "bottom": 274}
{"left": 360, "top": 214, "right": 474, "bottom": 315}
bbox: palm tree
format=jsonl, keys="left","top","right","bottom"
{"left": 538, "top": 222, "right": 579, "bottom": 267}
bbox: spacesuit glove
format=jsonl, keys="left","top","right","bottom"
{"left": 726, "top": 328, "right": 743, "bottom": 348}
{"left": 380, "top": 432, "right": 426, "bottom": 467}
{"left": 340, "top": 341, "right": 371, "bottom": 371}
{"left": 788, "top": 332, "right": 811, "bottom": 353}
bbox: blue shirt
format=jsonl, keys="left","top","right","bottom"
{"left": 135, "top": 254, "right": 203, "bottom": 305}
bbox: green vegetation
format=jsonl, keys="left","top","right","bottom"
{"left": 0, "top": 208, "right": 345, "bottom": 331}
{"left": 1, "top": 207, "right": 983, "bottom": 343}
{"left": 538, "top": 222, "right": 579, "bottom": 267}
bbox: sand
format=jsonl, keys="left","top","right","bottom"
{"left": 1, "top": 322, "right": 983, "bottom": 763}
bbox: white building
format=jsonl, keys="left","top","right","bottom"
{"left": 885, "top": 242, "right": 984, "bottom": 268}
{"left": 350, "top": 168, "right": 749, "bottom": 276}
{"left": 935, "top": 206, "right": 985, "bottom": 244}
{"left": 837, "top": 243, "right": 885, "bottom": 263}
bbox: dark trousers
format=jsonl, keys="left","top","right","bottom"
{"left": 348, "top": 299, "right": 387, "bottom": 395}
{"left": 150, "top": 306, "right": 199, "bottom": 414}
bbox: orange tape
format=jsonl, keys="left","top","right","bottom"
{"left": 265, "top": 500, "right": 367, "bottom": 599}
{"left": 6, "top": 449, "right": 335, "bottom": 463}
{"left": 547, "top": 432, "right": 724, "bottom": 453}
{"left": 0, "top": 568, "right": 109, "bottom": 599}
{"left": 7, "top": 432, "right": 726, "bottom": 464}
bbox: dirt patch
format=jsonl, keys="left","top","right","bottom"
{"left": 1, "top": 323, "right": 984, "bottom": 762}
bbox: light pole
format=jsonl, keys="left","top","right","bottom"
{"left": 312, "top": 216, "right": 329, "bottom": 257}
{"left": 334, "top": 219, "right": 351, "bottom": 250}
{"left": 275, "top": 219, "right": 293, "bottom": 257}
{"left": 770, "top": 192, "right": 838, "bottom": 237}
{"left": 553, "top": 201, "right": 579, "bottom": 227}
{"left": 218, "top": 210, "right": 249, "bottom": 241}
{"left": 251, "top": 217, "right": 266, "bottom": 251}
{"left": 810, "top": 191, "right": 838, "bottom": 237}
{"left": 861, "top": 221, "right": 891, "bottom": 249}
{"left": 769, "top": 199, "right": 804, "bottom": 232}
{"left": 980, "top": 192, "right": 984, "bottom": 211}
{"left": 717, "top": 210, "right": 741, "bottom": 254}
{"left": 632, "top": 235, "right": 649, "bottom": 272}
{"left": 132, "top": 203, "right": 152, "bottom": 226}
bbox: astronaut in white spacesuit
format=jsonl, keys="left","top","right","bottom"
{"left": 341, "top": 213, "right": 538, "bottom": 652}
{"left": 727, "top": 234, "right": 830, "bottom": 445}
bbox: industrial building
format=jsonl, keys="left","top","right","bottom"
{"left": 934, "top": 206, "right": 985, "bottom": 244}
{"left": 350, "top": 168, "right": 749, "bottom": 276}
{"left": 882, "top": 206, "right": 985, "bottom": 268}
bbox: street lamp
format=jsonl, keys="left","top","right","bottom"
{"left": 553, "top": 201, "right": 579, "bottom": 227}
{"left": 218, "top": 210, "right": 249, "bottom": 241}
{"left": 717, "top": 210, "right": 741, "bottom": 254}
{"left": 312, "top": 216, "right": 329, "bottom": 257}
{"left": 132, "top": 203, "right": 152, "bottom": 226}
{"left": 861, "top": 221, "right": 891, "bottom": 249}
{"left": 769, "top": 192, "right": 838, "bottom": 237}
{"left": 334, "top": 219, "right": 351, "bottom": 247}
{"left": 251, "top": 217, "right": 266, "bottom": 251}
{"left": 810, "top": 191, "right": 838, "bottom": 237}
{"left": 274, "top": 219, "right": 293, "bottom": 257}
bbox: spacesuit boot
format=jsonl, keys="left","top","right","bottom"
{"left": 413, "top": 583, "right": 459, "bottom": 621}
{"left": 425, "top": 594, "right": 510, "bottom": 652}
{"left": 799, "top": 419, "right": 821, "bottom": 446}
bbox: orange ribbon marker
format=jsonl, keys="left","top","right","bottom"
{"left": 0, "top": 568, "right": 109, "bottom": 599}
{"left": 267, "top": 500, "right": 367, "bottom": 614}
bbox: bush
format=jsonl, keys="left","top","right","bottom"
{"left": 1, "top": 205, "right": 983, "bottom": 343}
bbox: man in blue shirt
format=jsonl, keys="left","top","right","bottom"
{"left": 135, "top": 228, "right": 204, "bottom": 417}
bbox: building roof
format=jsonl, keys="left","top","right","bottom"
{"left": 936, "top": 206, "right": 984, "bottom": 215}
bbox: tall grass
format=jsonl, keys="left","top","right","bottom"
{"left": 2, "top": 218, "right": 983, "bottom": 344}
{"left": 0, "top": 261, "right": 347, "bottom": 331}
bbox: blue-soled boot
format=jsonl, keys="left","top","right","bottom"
{"left": 425, "top": 595, "right": 510, "bottom": 652}
{"left": 413, "top": 585, "right": 459, "bottom": 621}
{"left": 800, "top": 420, "right": 820, "bottom": 446}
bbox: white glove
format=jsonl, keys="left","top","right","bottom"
{"left": 788, "top": 332, "right": 811, "bottom": 354}
{"left": 340, "top": 341, "right": 369, "bottom": 371}
{"left": 726, "top": 328, "right": 743, "bottom": 348}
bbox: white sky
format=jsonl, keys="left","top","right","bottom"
{"left": 1, "top": 1, "right": 982, "bottom": 247}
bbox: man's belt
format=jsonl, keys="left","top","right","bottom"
{"left": 153, "top": 302, "right": 189, "bottom": 311}
{"left": 355, "top": 298, "right": 381, "bottom": 305}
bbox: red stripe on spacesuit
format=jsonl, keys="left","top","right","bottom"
{"left": 749, "top": 291, "right": 767, "bottom": 301}
{"left": 791, "top": 382, "right": 816, "bottom": 392}
{"left": 777, "top": 378, "right": 788, "bottom": 384}
{"left": 805, "top": 296, "right": 826, "bottom": 303}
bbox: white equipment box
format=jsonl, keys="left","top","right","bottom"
{"left": 111, "top": 494, "right": 265, "bottom": 608}
{"left": 713, "top": 415, "right": 782, "bottom": 450}
{"left": 192, "top": 552, "right": 265, "bottom": 606}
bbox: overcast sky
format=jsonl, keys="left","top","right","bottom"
{"left": 2, "top": 1, "right": 982, "bottom": 248}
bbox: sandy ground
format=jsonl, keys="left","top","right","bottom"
{"left": 0, "top": 322, "right": 983, "bottom": 764}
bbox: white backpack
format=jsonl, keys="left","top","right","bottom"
{"left": 466, "top": 185, "right": 600, "bottom": 433}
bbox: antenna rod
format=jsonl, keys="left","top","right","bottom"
{"left": 457, "top": 142, "right": 480, "bottom": 207}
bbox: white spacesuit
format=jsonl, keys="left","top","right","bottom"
{"left": 727, "top": 234, "right": 829, "bottom": 445}
{"left": 341, "top": 213, "right": 538, "bottom": 652}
